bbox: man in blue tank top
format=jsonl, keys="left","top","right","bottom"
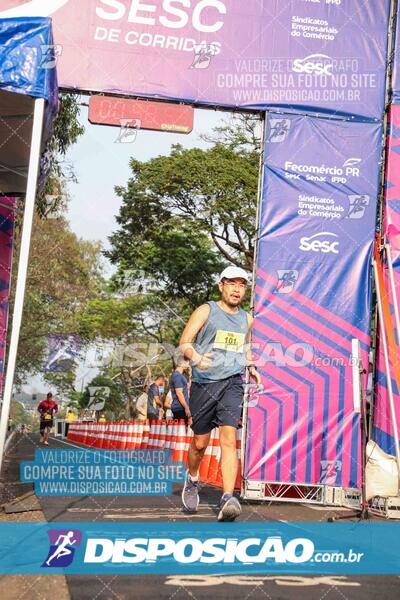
{"left": 179, "top": 266, "right": 260, "bottom": 521}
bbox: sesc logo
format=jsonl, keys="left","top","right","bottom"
{"left": 0, "top": 0, "right": 69, "bottom": 18}
{"left": 292, "top": 54, "right": 333, "bottom": 76}
{"left": 299, "top": 232, "right": 339, "bottom": 254}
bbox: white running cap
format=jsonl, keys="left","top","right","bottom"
{"left": 219, "top": 266, "right": 250, "bottom": 282}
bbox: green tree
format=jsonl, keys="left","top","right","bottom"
{"left": 76, "top": 293, "right": 185, "bottom": 377}
{"left": 37, "top": 93, "right": 85, "bottom": 218}
{"left": 11, "top": 216, "right": 103, "bottom": 388}
{"left": 80, "top": 374, "right": 125, "bottom": 419}
{"left": 9, "top": 400, "right": 33, "bottom": 427}
{"left": 106, "top": 115, "right": 261, "bottom": 299}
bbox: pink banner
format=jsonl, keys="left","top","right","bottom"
{"left": 0, "top": 197, "right": 16, "bottom": 396}
{"left": 373, "top": 105, "right": 400, "bottom": 457}
{"left": 0, "top": 0, "right": 391, "bottom": 119}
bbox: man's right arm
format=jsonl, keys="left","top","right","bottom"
{"left": 175, "top": 388, "right": 190, "bottom": 414}
{"left": 179, "top": 304, "right": 211, "bottom": 367}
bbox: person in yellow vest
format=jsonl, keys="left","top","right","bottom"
{"left": 66, "top": 408, "right": 77, "bottom": 421}
{"left": 65, "top": 408, "right": 77, "bottom": 437}
{"left": 98, "top": 414, "right": 106, "bottom": 423}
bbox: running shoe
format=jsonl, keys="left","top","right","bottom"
{"left": 217, "top": 493, "right": 242, "bottom": 521}
{"left": 182, "top": 471, "right": 200, "bottom": 512}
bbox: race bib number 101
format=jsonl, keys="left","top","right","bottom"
{"left": 213, "top": 330, "right": 245, "bottom": 353}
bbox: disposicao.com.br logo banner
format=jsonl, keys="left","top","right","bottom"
{"left": 0, "top": 523, "right": 399, "bottom": 575}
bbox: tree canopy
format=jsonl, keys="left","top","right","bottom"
{"left": 12, "top": 215, "right": 103, "bottom": 387}
{"left": 106, "top": 115, "right": 261, "bottom": 290}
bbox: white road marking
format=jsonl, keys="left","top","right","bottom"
{"left": 165, "top": 574, "right": 361, "bottom": 587}
{"left": 67, "top": 507, "right": 216, "bottom": 519}
{"left": 103, "top": 513, "right": 213, "bottom": 519}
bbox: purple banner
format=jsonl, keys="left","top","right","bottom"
{"left": 373, "top": 105, "right": 400, "bottom": 456}
{"left": 245, "top": 113, "right": 382, "bottom": 489}
{"left": 0, "top": 197, "right": 16, "bottom": 396}
{"left": 1, "top": 0, "right": 391, "bottom": 119}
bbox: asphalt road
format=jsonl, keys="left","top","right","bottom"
{"left": 1, "top": 432, "right": 399, "bottom": 600}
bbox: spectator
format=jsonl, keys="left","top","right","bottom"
{"left": 65, "top": 408, "right": 77, "bottom": 437}
{"left": 37, "top": 392, "right": 58, "bottom": 446}
{"left": 136, "top": 384, "right": 149, "bottom": 421}
{"left": 170, "top": 357, "right": 191, "bottom": 424}
{"left": 66, "top": 408, "right": 77, "bottom": 421}
{"left": 147, "top": 376, "right": 165, "bottom": 422}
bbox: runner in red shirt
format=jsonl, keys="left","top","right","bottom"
{"left": 37, "top": 392, "right": 58, "bottom": 446}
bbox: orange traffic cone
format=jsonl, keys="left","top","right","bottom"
{"left": 172, "top": 420, "right": 186, "bottom": 463}
{"left": 141, "top": 420, "right": 150, "bottom": 448}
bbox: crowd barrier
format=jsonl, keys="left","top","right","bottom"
{"left": 67, "top": 420, "right": 242, "bottom": 490}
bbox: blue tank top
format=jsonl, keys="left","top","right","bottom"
{"left": 191, "top": 301, "right": 249, "bottom": 383}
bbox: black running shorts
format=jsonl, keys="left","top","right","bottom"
{"left": 189, "top": 373, "right": 244, "bottom": 435}
{"left": 40, "top": 419, "right": 53, "bottom": 431}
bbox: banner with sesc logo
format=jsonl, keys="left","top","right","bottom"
{"left": 0, "top": 0, "right": 391, "bottom": 119}
{"left": 246, "top": 113, "right": 382, "bottom": 489}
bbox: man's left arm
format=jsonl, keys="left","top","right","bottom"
{"left": 246, "top": 314, "right": 261, "bottom": 385}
